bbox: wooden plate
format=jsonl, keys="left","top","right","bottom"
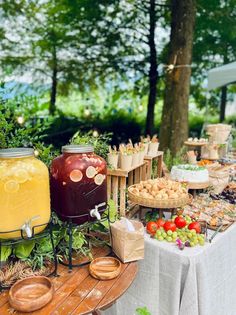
{"left": 187, "top": 181, "right": 210, "bottom": 190}
{"left": 9, "top": 276, "right": 54, "bottom": 313}
{"left": 89, "top": 257, "right": 122, "bottom": 280}
{"left": 184, "top": 141, "right": 208, "bottom": 147}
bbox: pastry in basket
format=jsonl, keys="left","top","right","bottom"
{"left": 129, "top": 178, "right": 188, "bottom": 200}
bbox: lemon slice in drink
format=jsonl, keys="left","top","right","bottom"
{"left": 94, "top": 174, "right": 105, "bottom": 185}
{"left": 14, "top": 169, "right": 29, "bottom": 183}
{"left": 4, "top": 180, "right": 20, "bottom": 193}
{"left": 70, "top": 169, "right": 83, "bottom": 182}
{"left": 86, "top": 166, "right": 97, "bottom": 178}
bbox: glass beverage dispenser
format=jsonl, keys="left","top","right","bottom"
{"left": 0, "top": 148, "right": 51, "bottom": 239}
{"left": 50, "top": 145, "right": 107, "bottom": 224}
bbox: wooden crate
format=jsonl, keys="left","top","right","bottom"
{"left": 144, "top": 151, "right": 164, "bottom": 179}
{"left": 107, "top": 162, "right": 148, "bottom": 217}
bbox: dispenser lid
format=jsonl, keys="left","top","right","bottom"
{"left": 62, "top": 144, "right": 94, "bottom": 153}
{"left": 0, "top": 148, "right": 34, "bottom": 158}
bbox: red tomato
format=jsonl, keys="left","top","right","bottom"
{"left": 188, "top": 222, "right": 201, "bottom": 234}
{"left": 146, "top": 221, "right": 159, "bottom": 234}
{"left": 164, "top": 221, "right": 176, "bottom": 232}
{"left": 156, "top": 218, "right": 165, "bottom": 228}
{"left": 174, "top": 216, "right": 187, "bottom": 229}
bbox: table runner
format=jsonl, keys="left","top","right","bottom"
{"left": 102, "top": 224, "right": 236, "bottom": 315}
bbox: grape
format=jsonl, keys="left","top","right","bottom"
{"left": 190, "top": 242, "right": 195, "bottom": 247}
{"left": 172, "top": 232, "right": 178, "bottom": 238}
{"left": 187, "top": 232, "right": 193, "bottom": 238}
{"left": 158, "top": 236, "right": 164, "bottom": 241}
{"left": 199, "top": 240, "right": 205, "bottom": 246}
{"left": 156, "top": 230, "right": 162, "bottom": 236}
{"left": 162, "top": 232, "right": 167, "bottom": 238}
{"left": 167, "top": 230, "right": 173, "bottom": 236}
{"left": 166, "top": 236, "right": 172, "bottom": 242}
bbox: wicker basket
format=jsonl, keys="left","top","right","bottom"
{"left": 128, "top": 186, "right": 191, "bottom": 209}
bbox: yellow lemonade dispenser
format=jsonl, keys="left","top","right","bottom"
{"left": 0, "top": 148, "right": 51, "bottom": 239}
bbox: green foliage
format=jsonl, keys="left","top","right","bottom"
{"left": 192, "top": 0, "right": 236, "bottom": 112}
{"left": 100, "top": 199, "right": 118, "bottom": 229}
{"left": 136, "top": 307, "right": 152, "bottom": 315}
{"left": 14, "top": 241, "right": 35, "bottom": 259}
{"left": 164, "top": 147, "right": 188, "bottom": 170}
{"left": 0, "top": 100, "right": 58, "bottom": 166}
{"left": 145, "top": 211, "right": 159, "bottom": 223}
{"left": 71, "top": 130, "right": 112, "bottom": 160}
{"left": 0, "top": 245, "right": 12, "bottom": 262}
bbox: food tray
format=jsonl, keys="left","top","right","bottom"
{"left": 207, "top": 221, "right": 234, "bottom": 232}
{"left": 184, "top": 141, "right": 208, "bottom": 147}
{"left": 128, "top": 186, "right": 192, "bottom": 209}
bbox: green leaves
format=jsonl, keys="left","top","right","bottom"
{"left": 0, "top": 245, "right": 12, "bottom": 262}
{"left": 100, "top": 199, "right": 118, "bottom": 229}
{"left": 136, "top": 307, "right": 152, "bottom": 315}
{"left": 14, "top": 241, "right": 35, "bottom": 259}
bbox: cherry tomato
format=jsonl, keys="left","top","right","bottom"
{"left": 156, "top": 218, "right": 165, "bottom": 228}
{"left": 164, "top": 221, "right": 177, "bottom": 232}
{"left": 174, "top": 216, "right": 187, "bottom": 229}
{"left": 188, "top": 222, "right": 201, "bottom": 233}
{"left": 146, "top": 221, "right": 159, "bottom": 235}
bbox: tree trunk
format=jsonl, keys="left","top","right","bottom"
{"left": 145, "top": 0, "right": 158, "bottom": 136}
{"left": 159, "top": 0, "right": 196, "bottom": 155}
{"left": 49, "top": 46, "right": 57, "bottom": 115}
{"left": 220, "top": 85, "right": 227, "bottom": 122}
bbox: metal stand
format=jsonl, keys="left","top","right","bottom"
{"left": 58, "top": 205, "right": 114, "bottom": 271}
{"left": 0, "top": 221, "right": 58, "bottom": 291}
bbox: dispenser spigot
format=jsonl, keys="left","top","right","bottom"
{"left": 90, "top": 207, "right": 101, "bottom": 220}
{"left": 21, "top": 215, "right": 40, "bottom": 238}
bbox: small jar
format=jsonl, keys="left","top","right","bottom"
{"left": 50, "top": 145, "right": 107, "bottom": 224}
{"left": 0, "top": 148, "right": 50, "bottom": 239}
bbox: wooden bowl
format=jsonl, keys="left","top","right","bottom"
{"left": 89, "top": 257, "right": 121, "bottom": 280}
{"left": 9, "top": 276, "right": 54, "bottom": 313}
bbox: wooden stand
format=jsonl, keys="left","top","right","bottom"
{"left": 107, "top": 162, "right": 148, "bottom": 217}
{"left": 144, "top": 151, "right": 163, "bottom": 179}
{"left": 188, "top": 181, "right": 210, "bottom": 198}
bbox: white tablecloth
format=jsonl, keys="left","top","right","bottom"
{"left": 102, "top": 224, "right": 236, "bottom": 315}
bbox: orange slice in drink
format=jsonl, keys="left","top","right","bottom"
{"left": 4, "top": 180, "right": 20, "bottom": 193}
{"left": 70, "top": 169, "right": 83, "bottom": 182}
{"left": 94, "top": 174, "right": 105, "bottom": 185}
{"left": 14, "top": 169, "right": 29, "bottom": 183}
{"left": 86, "top": 166, "right": 97, "bottom": 178}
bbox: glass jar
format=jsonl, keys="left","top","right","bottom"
{"left": 0, "top": 148, "right": 51, "bottom": 239}
{"left": 50, "top": 145, "right": 107, "bottom": 224}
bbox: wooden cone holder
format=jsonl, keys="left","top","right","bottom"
{"left": 107, "top": 162, "right": 149, "bottom": 217}
{"left": 144, "top": 151, "right": 164, "bottom": 179}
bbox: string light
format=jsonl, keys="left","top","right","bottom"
{"left": 162, "top": 54, "right": 193, "bottom": 73}
{"left": 138, "top": 105, "right": 144, "bottom": 112}
{"left": 164, "top": 64, "right": 192, "bottom": 73}
{"left": 17, "top": 116, "right": 24, "bottom": 125}
{"left": 92, "top": 130, "right": 99, "bottom": 137}
{"left": 84, "top": 108, "right": 90, "bottom": 117}
{"left": 34, "top": 150, "right": 39, "bottom": 157}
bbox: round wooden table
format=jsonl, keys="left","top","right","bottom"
{"left": 0, "top": 247, "right": 138, "bottom": 315}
